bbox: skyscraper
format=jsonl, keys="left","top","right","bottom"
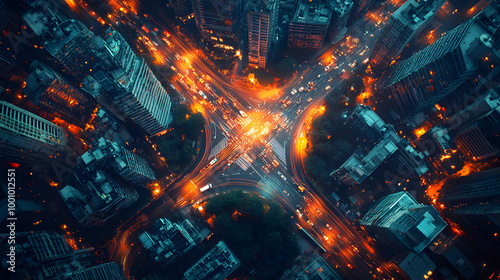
{"left": 24, "top": 60, "right": 92, "bottom": 125}
{"left": 139, "top": 218, "right": 202, "bottom": 265}
{"left": 24, "top": 4, "right": 173, "bottom": 136}
{"left": 248, "top": 0, "right": 279, "bottom": 68}
{"left": 386, "top": 0, "right": 500, "bottom": 117}
{"left": 448, "top": 89, "right": 500, "bottom": 160}
{"left": 333, "top": 104, "right": 428, "bottom": 184}
{"left": 112, "top": 57, "right": 172, "bottom": 135}
{"left": 0, "top": 101, "right": 67, "bottom": 165}
{"left": 360, "top": 191, "right": 447, "bottom": 253}
{"left": 80, "top": 137, "right": 157, "bottom": 186}
{"left": 169, "top": 0, "right": 193, "bottom": 17}
{"left": 438, "top": 167, "right": 500, "bottom": 241}
{"left": 66, "top": 262, "right": 127, "bottom": 280}
{"left": 369, "top": 0, "right": 446, "bottom": 75}
{"left": 184, "top": 240, "right": 240, "bottom": 280}
{"left": 325, "top": 0, "right": 352, "bottom": 42}
{"left": 23, "top": 6, "right": 100, "bottom": 80}
{"left": 287, "top": 2, "right": 333, "bottom": 50}
{"left": 192, "top": 0, "right": 245, "bottom": 57}
{"left": 348, "top": 0, "right": 376, "bottom": 24}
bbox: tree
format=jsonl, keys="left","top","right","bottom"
{"left": 172, "top": 104, "right": 190, "bottom": 126}
{"left": 204, "top": 191, "right": 299, "bottom": 280}
{"left": 254, "top": 69, "right": 275, "bottom": 86}
{"left": 185, "top": 112, "right": 205, "bottom": 139}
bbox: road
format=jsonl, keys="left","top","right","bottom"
{"left": 64, "top": 0, "right": 409, "bottom": 279}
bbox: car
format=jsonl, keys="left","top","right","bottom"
{"left": 296, "top": 109, "right": 301, "bottom": 115}
{"left": 328, "top": 77, "right": 333, "bottom": 82}
{"left": 324, "top": 66, "right": 331, "bottom": 72}
{"left": 297, "top": 185, "right": 305, "bottom": 192}
{"left": 291, "top": 88, "right": 297, "bottom": 95}
{"left": 296, "top": 204, "right": 303, "bottom": 209}
{"left": 299, "top": 87, "right": 305, "bottom": 92}
{"left": 283, "top": 190, "right": 290, "bottom": 196}
{"left": 347, "top": 263, "right": 353, "bottom": 269}
{"left": 277, "top": 171, "right": 287, "bottom": 181}
{"left": 316, "top": 208, "right": 322, "bottom": 215}
{"left": 325, "top": 85, "right": 331, "bottom": 91}
{"left": 303, "top": 196, "right": 312, "bottom": 205}
{"left": 210, "top": 158, "right": 218, "bottom": 165}
{"left": 304, "top": 209, "right": 309, "bottom": 215}
{"left": 262, "top": 165, "right": 270, "bottom": 173}
{"left": 308, "top": 81, "right": 314, "bottom": 86}
{"left": 317, "top": 74, "right": 321, "bottom": 78}
{"left": 295, "top": 209, "right": 302, "bottom": 217}
{"left": 326, "top": 224, "right": 332, "bottom": 230}
{"left": 307, "top": 220, "right": 314, "bottom": 226}
{"left": 170, "top": 66, "right": 177, "bottom": 72}
{"left": 307, "top": 97, "right": 313, "bottom": 102}
{"left": 281, "top": 104, "right": 286, "bottom": 109}
{"left": 296, "top": 98, "right": 302, "bottom": 104}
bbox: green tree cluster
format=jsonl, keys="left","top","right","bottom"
{"left": 304, "top": 84, "right": 358, "bottom": 184}
{"left": 156, "top": 104, "right": 205, "bottom": 171}
{"left": 204, "top": 190, "right": 300, "bottom": 280}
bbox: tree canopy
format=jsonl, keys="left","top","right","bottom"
{"left": 204, "top": 190, "right": 300, "bottom": 280}
{"left": 156, "top": 104, "right": 205, "bottom": 171}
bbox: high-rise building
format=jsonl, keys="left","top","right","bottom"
{"left": 24, "top": 4, "right": 172, "bottom": 136}
{"left": 23, "top": 6, "right": 100, "bottom": 80}
{"left": 0, "top": 101, "right": 67, "bottom": 165}
{"left": 370, "top": 0, "right": 445, "bottom": 75}
{"left": 386, "top": 0, "right": 500, "bottom": 117}
{"left": 192, "top": 0, "right": 245, "bottom": 57}
{"left": 139, "top": 218, "right": 202, "bottom": 265}
{"left": 0, "top": 49, "right": 27, "bottom": 86}
{"left": 360, "top": 191, "right": 447, "bottom": 253}
{"left": 287, "top": 2, "right": 332, "bottom": 50}
{"left": 348, "top": 0, "right": 376, "bottom": 24}
{"left": 80, "top": 137, "right": 156, "bottom": 186}
{"left": 184, "top": 240, "right": 240, "bottom": 280}
{"left": 169, "top": 0, "right": 193, "bottom": 17}
{"left": 59, "top": 171, "right": 139, "bottom": 226}
{"left": 447, "top": 89, "right": 500, "bottom": 160}
{"left": 331, "top": 131, "right": 399, "bottom": 185}
{"left": 325, "top": 0, "right": 352, "bottom": 42}
{"left": 80, "top": 29, "right": 173, "bottom": 136}
{"left": 448, "top": 88, "right": 500, "bottom": 131}
{"left": 11, "top": 231, "right": 96, "bottom": 279}
{"left": 391, "top": 252, "right": 436, "bottom": 280}
{"left": 66, "top": 262, "right": 127, "bottom": 280}
{"left": 454, "top": 124, "right": 498, "bottom": 160}
{"left": 248, "top": 0, "right": 279, "bottom": 68}
{"left": 333, "top": 104, "right": 428, "bottom": 184}
{"left": 437, "top": 168, "right": 500, "bottom": 242}
{"left": 24, "top": 61, "right": 92, "bottom": 125}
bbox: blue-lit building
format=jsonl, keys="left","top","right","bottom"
{"left": 361, "top": 191, "right": 447, "bottom": 253}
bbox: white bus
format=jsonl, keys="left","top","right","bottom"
{"left": 199, "top": 183, "right": 213, "bottom": 192}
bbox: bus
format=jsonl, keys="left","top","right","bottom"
{"left": 199, "top": 183, "right": 213, "bottom": 192}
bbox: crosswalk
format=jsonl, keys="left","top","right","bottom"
{"left": 209, "top": 136, "right": 229, "bottom": 158}
{"left": 235, "top": 153, "right": 252, "bottom": 171}
{"left": 269, "top": 137, "right": 287, "bottom": 166}
{"left": 239, "top": 116, "right": 252, "bottom": 127}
